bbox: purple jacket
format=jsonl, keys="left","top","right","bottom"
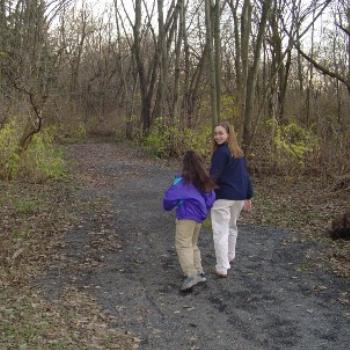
{"left": 163, "top": 176, "right": 216, "bottom": 223}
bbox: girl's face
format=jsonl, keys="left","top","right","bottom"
{"left": 214, "top": 126, "right": 229, "bottom": 145}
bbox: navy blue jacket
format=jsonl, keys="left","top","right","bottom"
{"left": 210, "top": 143, "right": 253, "bottom": 200}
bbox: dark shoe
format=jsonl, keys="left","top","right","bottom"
{"left": 214, "top": 269, "right": 227, "bottom": 278}
{"left": 181, "top": 273, "right": 206, "bottom": 291}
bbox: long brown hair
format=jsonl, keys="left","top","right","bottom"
{"left": 182, "top": 151, "right": 217, "bottom": 192}
{"left": 212, "top": 121, "right": 244, "bottom": 158}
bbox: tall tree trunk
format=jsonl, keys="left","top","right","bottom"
{"left": 205, "top": 0, "right": 218, "bottom": 128}
{"left": 242, "top": 0, "right": 272, "bottom": 150}
{"left": 187, "top": 45, "right": 208, "bottom": 127}
{"left": 213, "top": 0, "right": 221, "bottom": 121}
{"left": 172, "top": 0, "right": 184, "bottom": 121}
{"left": 182, "top": 0, "right": 191, "bottom": 127}
{"left": 229, "top": 0, "right": 242, "bottom": 98}
{"left": 157, "top": 0, "right": 166, "bottom": 119}
{"left": 133, "top": 0, "right": 151, "bottom": 133}
{"left": 240, "top": 0, "right": 251, "bottom": 129}
{"left": 305, "top": 6, "right": 315, "bottom": 128}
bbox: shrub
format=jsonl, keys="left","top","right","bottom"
{"left": 0, "top": 120, "right": 21, "bottom": 180}
{"left": 0, "top": 120, "right": 66, "bottom": 182}
{"left": 142, "top": 118, "right": 212, "bottom": 159}
{"left": 52, "top": 122, "right": 87, "bottom": 144}
{"left": 20, "top": 130, "right": 66, "bottom": 182}
{"left": 267, "top": 118, "right": 319, "bottom": 173}
{"left": 220, "top": 95, "right": 239, "bottom": 122}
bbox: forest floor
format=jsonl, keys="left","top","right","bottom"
{"left": 1, "top": 139, "right": 350, "bottom": 349}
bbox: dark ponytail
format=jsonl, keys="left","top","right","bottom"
{"left": 182, "top": 151, "right": 217, "bottom": 192}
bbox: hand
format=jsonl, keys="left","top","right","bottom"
{"left": 243, "top": 199, "right": 252, "bottom": 213}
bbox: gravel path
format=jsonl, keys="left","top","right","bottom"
{"left": 41, "top": 141, "right": 350, "bottom": 350}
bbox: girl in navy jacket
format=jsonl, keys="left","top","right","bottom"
{"left": 210, "top": 122, "right": 253, "bottom": 277}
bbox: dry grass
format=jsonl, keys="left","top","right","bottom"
{"left": 0, "top": 180, "right": 139, "bottom": 349}
{"left": 242, "top": 175, "right": 350, "bottom": 278}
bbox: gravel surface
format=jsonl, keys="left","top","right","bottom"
{"left": 41, "top": 141, "right": 350, "bottom": 350}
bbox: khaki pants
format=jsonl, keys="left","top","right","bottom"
{"left": 175, "top": 219, "right": 203, "bottom": 277}
{"left": 211, "top": 199, "right": 244, "bottom": 274}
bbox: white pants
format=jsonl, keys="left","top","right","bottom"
{"left": 211, "top": 199, "right": 244, "bottom": 274}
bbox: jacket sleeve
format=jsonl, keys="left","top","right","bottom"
{"left": 210, "top": 148, "right": 228, "bottom": 181}
{"left": 204, "top": 191, "right": 216, "bottom": 209}
{"left": 163, "top": 178, "right": 183, "bottom": 211}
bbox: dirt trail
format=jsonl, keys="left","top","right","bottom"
{"left": 41, "top": 141, "right": 350, "bottom": 350}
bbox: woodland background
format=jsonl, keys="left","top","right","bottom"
{"left": 0, "top": 0, "right": 350, "bottom": 348}
{"left": 0, "top": 0, "right": 349, "bottom": 178}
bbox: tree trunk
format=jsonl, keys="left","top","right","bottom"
{"left": 133, "top": 0, "right": 152, "bottom": 134}
{"left": 213, "top": 0, "right": 221, "bottom": 121}
{"left": 242, "top": 0, "right": 272, "bottom": 150}
{"left": 205, "top": 0, "right": 218, "bottom": 128}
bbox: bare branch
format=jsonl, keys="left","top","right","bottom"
{"left": 336, "top": 22, "right": 350, "bottom": 37}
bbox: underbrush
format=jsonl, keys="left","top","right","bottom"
{"left": 0, "top": 120, "right": 67, "bottom": 182}
{"left": 142, "top": 119, "right": 213, "bottom": 159}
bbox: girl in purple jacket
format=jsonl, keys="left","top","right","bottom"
{"left": 163, "top": 151, "right": 216, "bottom": 291}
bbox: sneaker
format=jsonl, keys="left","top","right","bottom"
{"left": 199, "top": 272, "right": 206, "bottom": 279}
{"left": 181, "top": 273, "right": 206, "bottom": 291}
{"left": 198, "top": 273, "right": 206, "bottom": 283}
{"left": 214, "top": 269, "right": 227, "bottom": 278}
{"left": 228, "top": 259, "right": 234, "bottom": 269}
